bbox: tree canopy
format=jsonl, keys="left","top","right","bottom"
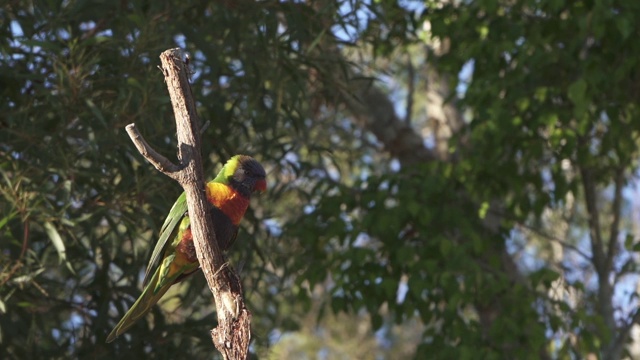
{"left": 2, "top": 0, "right": 640, "bottom": 359}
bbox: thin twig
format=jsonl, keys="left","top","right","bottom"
{"left": 515, "top": 223, "right": 592, "bottom": 261}
{"left": 125, "top": 124, "right": 182, "bottom": 176}
{"left": 405, "top": 54, "right": 414, "bottom": 125}
{"left": 605, "top": 167, "right": 624, "bottom": 272}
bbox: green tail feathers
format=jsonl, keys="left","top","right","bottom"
{"left": 106, "top": 155, "right": 265, "bottom": 343}
{"left": 106, "top": 269, "right": 172, "bottom": 343}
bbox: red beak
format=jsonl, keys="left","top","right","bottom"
{"left": 255, "top": 179, "right": 267, "bottom": 193}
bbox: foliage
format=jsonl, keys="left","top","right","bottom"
{"left": 2, "top": 0, "right": 640, "bottom": 359}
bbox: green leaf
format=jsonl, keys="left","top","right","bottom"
{"left": 478, "top": 201, "right": 490, "bottom": 219}
{"left": 530, "top": 268, "right": 560, "bottom": 288}
{"left": 380, "top": 278, "right": 396, "bottom": 298}
{"left": 406, "top": 200, "right": 421, "bottom": 216}
{"left": 625, "top": 234, "right": 635, "bottom": 251}
{"left": 306, "top": 28, "right": 327, "bottom": 54}
{"left": 0, "top": 210, "right": 18, "bottom": 230}
{"left": 44, "top": 222, "right": 75, "bottom": 275}
{"left": 11, "top": 268, "right": 45, "bottom": 284}
{"left": 567, "top": 79, "right": 587, "bottom": 117}
{"left": 395, "top": 246, "right": 413, "bottom": 264}
{"left": 85, "top": 99, "right": 106, "bottom": 125}
{"left": 616, "top": 16, "right": 632, "bottom": 39}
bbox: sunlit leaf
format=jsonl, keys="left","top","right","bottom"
{"left": 43, "top": 222, "right": 75, "bottom": 275}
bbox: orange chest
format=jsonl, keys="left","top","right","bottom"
{"left": 205, "top": 182, "right": 250, "bottom": 225}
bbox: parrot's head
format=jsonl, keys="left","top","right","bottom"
{"left": 218, "top": 155, "right": 267, "bottom": 197}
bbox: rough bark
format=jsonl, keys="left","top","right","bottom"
{"left": 126, "top": 48, "right": 250, "bottom": 360}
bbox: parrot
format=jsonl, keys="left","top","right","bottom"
{"left": 106, "top": 155, "right": 266, "bottom": 342}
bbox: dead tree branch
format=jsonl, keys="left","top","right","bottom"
{"left": 126, "top": 48, "right": 250, "bottom": 359}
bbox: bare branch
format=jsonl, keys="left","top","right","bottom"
{"left": 579, "top": 165, "right": 605, "bottom": 269}
{"left": 343, "top": 77, "right": 437, "bottom": 165}
{"left": 127, "top": 48, "right": 250, "bottom": 359}
{"left": 125, "top": 123, "right": 182, "bottom": 177}
{"left": 603, "top": 166, "right": 628, "bottom": 359}
{"left": 405, "top": 54, "right": 414, "bottom": 125}
{"left": 514, "top": 223, "right": 592, "bottom": 262}
{"left": 578, "top": 161, "right": 616, "bottom": 359}
{"left": 606, "top": 167, "right": 624, "bottom": 271}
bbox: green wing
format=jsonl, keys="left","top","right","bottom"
{"left": 107, "top": 217, "right": 197, "bottom": 342}
{"left": 143, "top": 191, "right": 188, "bottom": 285}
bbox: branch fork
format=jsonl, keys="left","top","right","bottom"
{"left": 126, "top": 48, "right": 251, "bottom": 359}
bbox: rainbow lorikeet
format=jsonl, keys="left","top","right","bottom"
{"left": 106, "top": 155, "right": 266, "bottom": 342}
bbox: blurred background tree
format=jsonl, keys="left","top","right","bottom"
{"left": 2, "top": 0, "right": 640, "bottom": 359}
